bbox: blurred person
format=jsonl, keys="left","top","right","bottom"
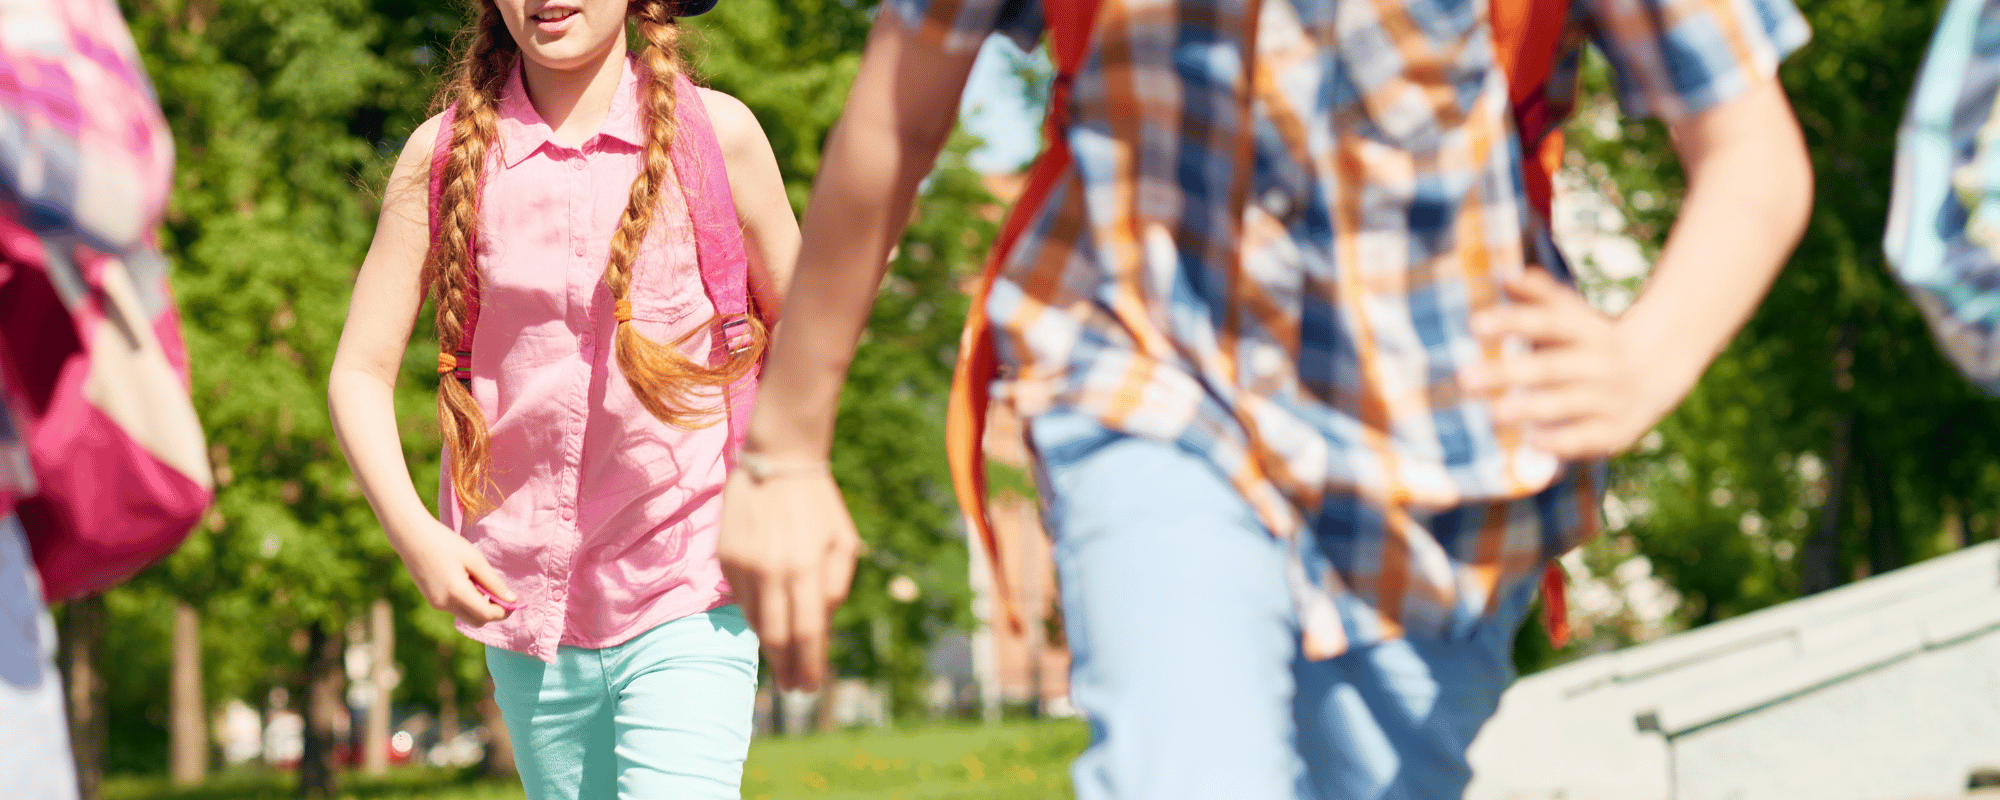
{"left": 720, "top": 0, "right": 1814, "bottom": 797}
{"left": 326, "top": 0, "right": 797, "bottom": 797}
{"left": 1888, "top": 0, "right": 2000, "bottom": 394}
{"left": 0, "top": 0, "right": 204, "bottom": 798}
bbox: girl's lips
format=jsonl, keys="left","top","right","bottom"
{"left": 531, "top": 8, "right": 578, "bottom": 34}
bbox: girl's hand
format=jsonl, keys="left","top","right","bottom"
{"left": 1463, "top": 268, "right": 1671, "bottom": 461}
{"left": 717, "top": 466, "right": 861, "bottom": 692}
{"left": 394, "top": 519, "right": 517, "bottom": 626}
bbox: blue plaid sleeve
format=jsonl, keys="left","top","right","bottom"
{"left": 883, "top": 0, "right": 1042, "bottom": 54}
{"left": 1580, "top": 0, "right": 1811, "bottom": 121}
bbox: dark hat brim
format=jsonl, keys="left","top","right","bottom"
{"left": 671, "top": 0, "right": 718, "bottom": 15}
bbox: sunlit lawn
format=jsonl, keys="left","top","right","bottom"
{"left": 104, "top": 719, "right": 1091, "bottom": 800}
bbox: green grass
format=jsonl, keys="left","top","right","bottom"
{"left": 103, "top": 719, "right": 1090, "bottom": 800}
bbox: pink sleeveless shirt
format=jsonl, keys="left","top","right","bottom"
{"left": 440, "top": 59, "right": 737, "bottom": 661}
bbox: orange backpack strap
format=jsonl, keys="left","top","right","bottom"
{"left": 1490, "top": 0, "right": 1573, "bottom": 218}
{"left": 945, "top": 0, "right": 1105, "bottom": 634}
{"left": 1491, "top": 0, "right": 1578, "bottom": 647}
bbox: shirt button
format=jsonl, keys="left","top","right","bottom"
{"left": 559, "top": 505, "right": 575, "bottom": 522}
{"left": 570, "top": 158, "right": 586, "bottom": 171}
{"left": 579, "top": 332, "right": 592, "bottom": 349}
{"left": 575, "top": 241, "right": 586, "bottom": 257}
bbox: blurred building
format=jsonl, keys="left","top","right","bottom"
{"left": 962, "top": 172, "right": 1073, "bottom": 718}
{"left": 1469, "top": 540, "right": 2000, "bottom": 800}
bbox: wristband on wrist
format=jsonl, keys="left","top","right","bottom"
{"left": 739, "top": 452, "right": 831, "bottom": 483}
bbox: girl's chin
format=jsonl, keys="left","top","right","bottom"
{"left": 520, "top": 43, "right": 615, "bottom": 75}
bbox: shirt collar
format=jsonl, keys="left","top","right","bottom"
{"left": 495, "top": 55, "right": 645, "bottom": 168}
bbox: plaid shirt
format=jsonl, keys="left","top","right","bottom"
{"left": 0, "top": 0, "right": 176, "bottom": 513}
{"left": 896, "top": 0, "right": 1806, "bottom": 653}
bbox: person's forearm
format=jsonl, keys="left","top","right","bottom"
{"left": 745, "top": 22, "right": 970, "bottom": 460}
{"left": 1616, "top": 81, "right": 1813, "bottom": 419}
{"left": 329, "top": 367, "right": 445, "bottom": 550}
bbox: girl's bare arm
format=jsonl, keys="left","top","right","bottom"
{"left": 328, "top": 114, "right": 514, "bottom": 624}
{"left": 700, "top": 87, "right": 799, "bottom": 328}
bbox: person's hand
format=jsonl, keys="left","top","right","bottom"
{"left": 393, "top": 518, "right": 516, "bottom": 626}
{"left": 717, "top": 464, "right": 861, "bottom": 691}
{"left": 1463, "top": 268, "right": 1671, "bottom": 460}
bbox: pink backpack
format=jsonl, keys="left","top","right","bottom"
{"left": 425, "top": 73, "right": 759, "bottom": 458}
{"left": 0, "top": 219, "right": 214, "bottom": 602}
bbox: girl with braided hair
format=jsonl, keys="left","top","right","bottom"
{"left": 328, "top": 1, "right": 796, "bottom": 796}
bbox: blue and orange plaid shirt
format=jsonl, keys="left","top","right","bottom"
{"left": 894, "top": 0, "right": 1807, "bottom": 654}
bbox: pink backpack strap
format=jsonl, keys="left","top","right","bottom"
{"left": 427, "top": 104, "right": 478, "bottom": 385}
{"left": 668, "top": 75, "right": 758, "bottom": 459}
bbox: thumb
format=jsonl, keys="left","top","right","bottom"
{"left": 465, "top": 552, "right": 518, "bottom": 607}
{"left": 1501, "top": 266, "right": 1567, "bottom": 305}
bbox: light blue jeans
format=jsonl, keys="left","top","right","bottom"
{"left": 1029, "top": 411, "right": 1535, "bottom": 800}
{"left": 486, "top": 605, "right": 758, "bottom": 800}
{"left": 1, "top": 514, "right": 80, "bottom": 800}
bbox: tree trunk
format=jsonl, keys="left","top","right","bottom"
{"left": 1025, "top": 563, "right": 1044, "bottom": 721}
{"left": 362, "top": 599, "right": 394, "bottom": 775}
{"left": 437, "top": 642, "right": 459, "bottom": 745}
{"left": 1860, "top": 423, "right": 1905, "bottom": 578}
{"left": 59, "top": 595, "right": 107, "bottom": 800}
{"left": 169, "top": 602, "right": 207, "bottom": 785}
{"left": 1803, "top": 413, "right": 1853, "bottom": 595}
{"left": 297, "top": 622, "right": 344, "bottom": 799}
{"left": 479, "top": 673, "right": 515, "bottom": 778}
{"left": 765, "top": 673, "right": 787, "bottom": 737}
{"left": 813, "top": 683, "right": 840, "bottom": 732}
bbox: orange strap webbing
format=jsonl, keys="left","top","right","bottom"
{"left": 1493, "top": 0, "right": 1578, "bottom": 647}
{"left": 944, "top": 0, "right": 1104, "bottom": 633}
{"left": 1493, "top": 0, "right": 1573, "bottom": 220}
{"left": 946, "top": 0, "right": 1579, "bottom": 645}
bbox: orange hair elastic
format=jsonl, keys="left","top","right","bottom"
{"left": 614, "top": 298, "right": 633, "bottom": 322}
{"left": 438, "top": 351, "right": 457, "bottom": 374}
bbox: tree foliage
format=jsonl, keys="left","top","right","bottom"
{"left": 1556, "top": 0, "right": 2000, "bottom": 649}
{"left": 107, "top": 0, "right": 468, "bottom": 781}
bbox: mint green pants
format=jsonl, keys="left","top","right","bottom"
{"left": 485, "top": 606, "right": 759, "bottom": 800}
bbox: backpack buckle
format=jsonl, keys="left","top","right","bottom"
{"left": 720, "top": 316, "right": 754, "bottom": 356}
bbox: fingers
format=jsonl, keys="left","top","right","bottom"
{"left": 1463, "top": 350, "right": 1596, "bottom": 396}
{"left": 722, "top": 561, "right": 763, "bottom": 643}
{"left": 1471, "top": 269, "right": 1598, "bottom": 346}
{"left": 750, "top": 577, "right": 795, "bottom": 689}
{"left": 464, "top": 552, "right": 518, "bottom": 607}
{"left": 443, "top": 577, "right": 508, "bottom": 626}
{"left": 718, "top": 474, "right": 858, "bottom": 692}
{"left": 1491, "top": 385, "right": 1600, "bottom": 427}
{"left": 1471, "top": 303, "right": 1597, "bottom": 347}
{"left": 787, "top": 568, "right": 829, "bottom": 691}
{"left": 822, "top": 529, "right": 859, "bottom": 618}
{"left": 1499, "top": 266, "right": 1569, "bottom": 303}
{"left": 1525, "top": 418, "right": 1623, "bottom": 461}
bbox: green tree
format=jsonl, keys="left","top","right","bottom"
{"left": 113, "top": 0, "right": 463, "bottom": 794}
{"left": 1556, "top": 0, "right": 2000, "bottom": 645}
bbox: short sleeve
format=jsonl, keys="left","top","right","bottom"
{"left": 882, "top": 0, "right": 1044, "bottom": 55}
{"left": 1577, "top": 0, "right": 1811, "bottom": 121}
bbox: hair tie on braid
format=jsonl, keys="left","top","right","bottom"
{"left": 614, "top": 298, "right": 633, "bottom": 322}
{"left": 438, "top": 351, "right": 458, "bottom": 374}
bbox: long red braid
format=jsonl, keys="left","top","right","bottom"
{"left": 423, "top": 0, "right": 764, "bottom": 516}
